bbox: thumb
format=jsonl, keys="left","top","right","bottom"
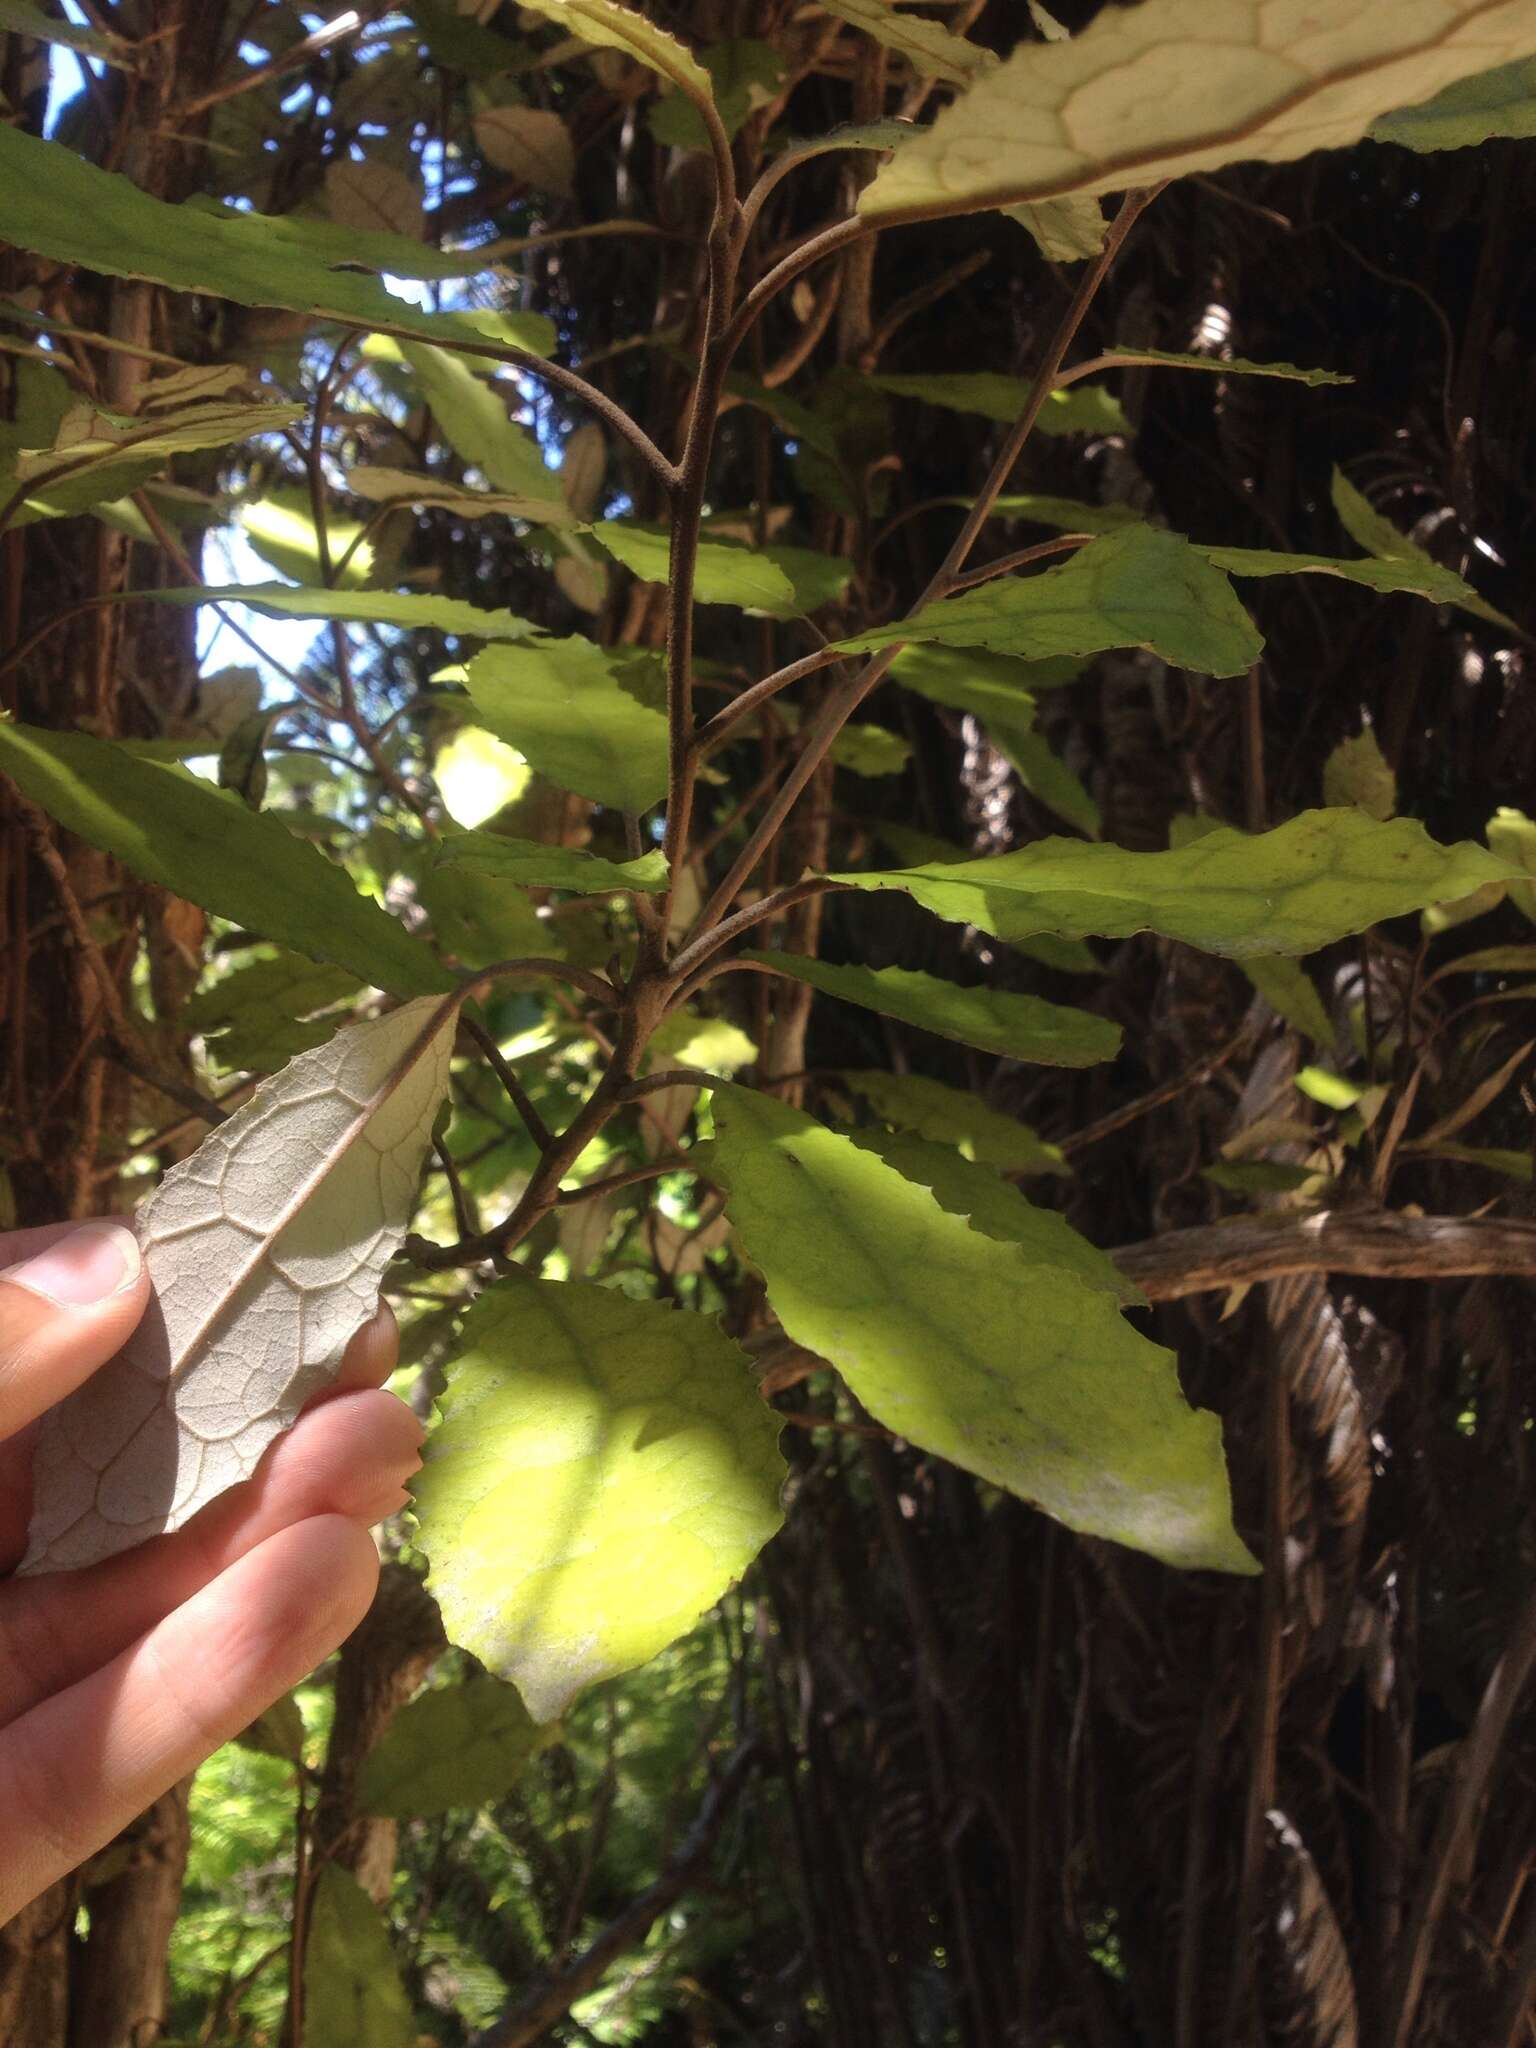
{"left": 0, "top": 1224, "right": 148, "bottom": 1441}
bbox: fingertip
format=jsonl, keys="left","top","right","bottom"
{"left": 328, "top": 1298, "right": 400, "bottom": 1393}
{"left": 267, "top": 1514, "right": 381, "bottom": 1655}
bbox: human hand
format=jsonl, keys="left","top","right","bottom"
{"left": 0, "top": 1219, "right": 422, "bottom": 1921}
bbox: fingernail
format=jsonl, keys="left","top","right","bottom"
{"left": 3, "top": 1223, "right": 142, "bottom": 1307}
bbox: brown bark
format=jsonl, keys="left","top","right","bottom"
{"left": 1111, "top": 1210, "right": 1536, "bottom": 1302}
{"left": 65, "top": 1784, "right": 192, "bottom": 2048}
{"left": 309, "top": 1564, "right": 447, "bottom": 1903}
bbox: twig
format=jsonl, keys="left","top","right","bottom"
{"left": 460, "top": 1015, "right": 552, "bottom": 1153}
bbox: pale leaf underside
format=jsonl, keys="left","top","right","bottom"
{"left": 22, "top": 998, "right": 459, "bottom": 1574}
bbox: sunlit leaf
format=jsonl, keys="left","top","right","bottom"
{"left": 829, "top": 809, "right": 1515, "bottom": 958}
{"left": 850, "top": 1126, "right": 1141, "bottom": 1303}
{"left": 434, "top": 725, "right": 532, "bottom": 828}
{"left": 841, "top": 1069, "right": 1068, "bottom": 1174}
{"left": 590, "top": 519, "right": 799, "bottom": 616}
{"left": 0, "top": 722, "right": 451, "bottom": 995}
{"left": 712, "top": 1085, "right": 1253, "bottom": 1573}
{"left": 359, "top": 1676, "right": 547, "bottom": 1817}
{"left": 838, "top": 527, "right": 1262, "bottom": 677}
{"left": 1005, "top": 193, "right": 1107, "bottom": 262}
{"left": 24, "top": 997, "right": 459, "bottom": 1572}
{"left": 860, "top": 0, "right": 1536, "bottom": 222}
{"left": 0, "top": 0, "right": 133, "bottom": 66}
{"left": 746, "top": 952, "right": 1119, "bottom": 1065}
{"left": 398, "top": 340, "right": 564, "bottom": 506}
{"left": 464, "top": 638, "right": 670, "bottom": 812}
{"left": 1241, "top": 955, "right": 1334, "bottom": 1049}
{"left": 346, "top": 466, "right": 574, "bottom": 525}
{"left": 413, "top": 1277, "right": 785, "bottom": 1720}
{"left": 0, "top": 124, "right": 555, "bottom": 356}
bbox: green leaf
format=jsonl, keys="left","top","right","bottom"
{"left": 346, "top": 465, "right": 574, "bottom": 525}
{"left": 189, "top": 194, "right": 495, "bottom": 283}
{"left": 1095, "top": 349, "right": 1351, "bottom": 387}
{"left": 1295, "top": 1066, "right": 1364, "bottom": 1111}
{"left": 0, "top": 722, "right": 451, "bottom": 996}
{"left": 1202, "top": 540, "right": 1494, "bottom": 608}
{"left": 411, "top": 853, "right": 554, "bottom": 971}
{"left": 830, "top": 723, "right": 910, "bottom": 777}
{"left": 982, "top": 495, "right": 1144, "bottom": 536}
{"left": 866, "top": 372, "right": 1129, "bottom": 437}
{"left": 993, "top": 722, "right": 1101, "bottom": 837}
{"left": 816, "top": 0, "right": 992, "bottom": 86}
{"left": 1329, "top": 468, "right": 1518, "bottom": 631}
{"left": 712, "top": 1085, "right": 1252, "bottom": 1574}
{"left": 650, "top": 38, "right": 786, "bottom": 146}
{"left": 849, "top": 1126, "right": 1142, "bottom": 1304}
{"left": 647, "top": 1009, "right": 758, "bottom": 1076}
{"left": 1323, "top": 729, "right": 1397, "bottom": 821}
{"left": 0, "top": 0, "right": 133, "bottom": 66}
{"left": 464, "top": 639, "right": 670, "bottom": 812}
{"left": 153, "top": 583, "right": 537, "bottom": 643}
{"left": 837, "top": 527, "right": 1262, "bottom": 678}
{"left": 9, "top": 397, "right": 304, "bottom": 524}
{"left": 892, "top": 643, "right": 1082, "bottom": 710}
{"left": 359, "top": 1676, "right": 546, "bottom": 1817}
{"left": 433, "top": 829, "right": 666, "bottom": 894}
{"left": 1488, "top": 807, "right": 1536, "bottom": 924}
{"left": 1204, "top": 1160, "right": 1323, "bottom": 1195}
{"left": 397, "top": 340, "right": 564, "bottom": 507}
{"left": 827, "top": 809, "right": 1517, "bottom": 959}
{"left": 233, "top": 1693, "right": 306, "bottom": 1764}
{"left": 1407, "top": 1143, "right": 1533, "bottom": 1182}
{"left": 840, "top": 1069, "right": 1068, "bottom": 1175}
{"left": 746, "top": 953, "right": 1119, "bottom": 1066}
{"left": 1241, "top": 955, "right": 1334, "bottom": 1049}
{"left": 0, "top": 125, "right": 556, "bottom": 358}
{"left": 184, "top": 952, "right": 363, "bottom": 1072}
{"left": 515, "top": 0, "right": 712, "bottom": 99}
{"left": 860, "top": 0, "right": 1536, "bottom": 222}
{"left": 413, "top": 1277, "right": 785, "bottom": 1720}
{"left": 590, "top": 520, "right": 799, "bottom": 617}
{"left": 1004, "top": 194, "right": 1107, "bottom": 263}
{"left": 1372, "top": 54, "right": 1536, "bottom": 151}
{"left": 304, "top": 1867, "right": 416, "bottom": 2048}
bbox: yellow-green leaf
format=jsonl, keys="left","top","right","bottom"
{"left": 432, "top": 828, "right": 668, "bottom": 893}
{"left": 837, "top": 526, "right": 1262, "bottom": 678}
{"left": 413, "top": 1277, "right": 785, "bottom": 1720}
{"left": 1323, "top": 728, "right": 1397, "bottom": 821}
{"left": 828, "top": 809, "right": 1517, "bottom": 958}
{"left": 1330, "top": 467, "right": 1518, "bottom": 631}
{"left": 867, "top": 371, "right": 1129, "bottom": 436}
{"left": 712, "top": 1085, "right": 1253, "bottom": 1574}
{"left": 841, "top": 1068, "right": 1068, "bottom": 1174}
{"left": 153, "top": 582, "right": 538, "bottom": 642}
{"left": 464, "top": 638, "right": 670, "bottom": 812}
{"left": 515, "top": 0, "right": 712, "bottom": 99}
{"left": 359, "top": 1676, "right": 546, "bottom": 1817}
{"left": 184, "top": 952, "right": 364, "bottom": 1073}
{"left": 0, "top": 722, "right": 450, "bottom": 996}
{"left": 861, "top": 0, "right": 1536, "bottom": 223}
{"left": 817, "top": 0, "right": 992, "bottom": 86}
{"left": 0, "top": 124, "right": 555, "bottom": 357}
{"left": 746, "top": 952, "right": 1119, "bottom": 1065}
{"left": 1372, "top": 53, "right": 1536, "bottom": 151}
{"left": 590, "top": 519, "right": 799, "bottom": 616}
{"left": 304, "top": 1868, "right": 416, "bottom": 2048}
